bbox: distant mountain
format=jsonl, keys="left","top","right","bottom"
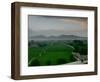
{"left": 29, "top": 35, "right": 87, "bottom": 41}
{"left": 58, "top": 35, "right": 80, "bottom": 38}
{"left": 32, "top": 35, "right": 46, "bottom": 38}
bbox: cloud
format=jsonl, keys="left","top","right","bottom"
{"left": 28, "top": 15, "right": 87, "bottom": 37}
{"left": 60, "top": 17, "right": 87, "bottom": 30}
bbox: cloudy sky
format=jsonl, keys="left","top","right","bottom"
{"left": 28, "top": 15, "right": 87, "bottom": 37}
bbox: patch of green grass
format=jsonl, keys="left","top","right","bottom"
{"left": 28, "top": 41, "right": 75, "bottom": 66}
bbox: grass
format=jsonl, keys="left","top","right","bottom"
{"left": 28, "top": 41, "right": 76, "bottom": 66}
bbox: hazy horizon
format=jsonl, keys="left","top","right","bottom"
{"left": 28, "top": 15, "right": 87, "bottom": 38}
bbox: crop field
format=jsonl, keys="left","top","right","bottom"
{"left": 28, "top": 41, "right": 77, "bottom": 66}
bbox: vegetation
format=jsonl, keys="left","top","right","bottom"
{"left": 69, "top": 40, "right": 88, "bottom": 55}
{"left": 57, "top": 58, "right": 68, "bottom": 64}
{"left": 29, "top": 59, "right": 40, "bottom": 66}
{"left": 28, "top": 40, "right": 87, "bottom": 66}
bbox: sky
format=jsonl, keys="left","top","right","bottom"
{"left": 28, "top": 15, "right": 87, "bottom": 37}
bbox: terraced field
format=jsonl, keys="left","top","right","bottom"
{"left": 28, "top": 41, "right": 76, "bottom": 66}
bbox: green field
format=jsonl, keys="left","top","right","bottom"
{"left": 28, "top": 41, "right": 77, "bottom": 66}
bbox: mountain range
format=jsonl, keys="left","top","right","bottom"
{"left": 28, "top": 35, "right": 87, "bottom": 41}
